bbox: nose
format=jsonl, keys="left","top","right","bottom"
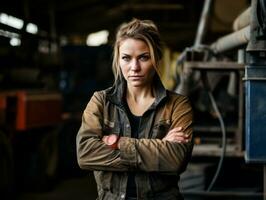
{"left": 130, "top": 59, "right": 141, "bottom": 71}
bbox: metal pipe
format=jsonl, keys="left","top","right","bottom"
{"left": 194, "top": 0, "right": 212, "bottom": 47}
{"left": 233, "top": 6, "right": 251, "bottom": 31}
{"left": 210, "top": 25, "right": 250, "bottom": 54}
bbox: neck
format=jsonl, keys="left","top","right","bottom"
{"left": 126, "top": 83, "right": 156, "bottom": 116}
{"left": 126, "top": 84, "right": 154, "bottom": 103}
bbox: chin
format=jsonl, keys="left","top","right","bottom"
{"left": 129, "top": 82, "right": 144, "bottom": 87}
{"left": 131, "top": 84, "right": 143, "bottom": 87}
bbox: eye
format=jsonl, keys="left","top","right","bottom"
{"left": 139, "top": 55, "right": 150, "bottom": 61}
{"left": 121, "top": 56, "right": 130, "bottom": 62}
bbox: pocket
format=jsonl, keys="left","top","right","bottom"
{"left": 103, "top": 119, "right": 121, "bottom": 135}
{"left": 151, "top": 120, "right": 171, "bottom": 139}
{"left": 95, "top": 171, "right": 112, "bottom": 191}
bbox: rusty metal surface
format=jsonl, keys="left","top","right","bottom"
{"left": 0, "top": 90, "right": 62, "bottom": 131}
{"left": 16, "top": 91, "right": 62, "bottom": 131}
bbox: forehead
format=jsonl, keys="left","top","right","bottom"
{"left": 119, "top": 38, "right": 150, "bottom": 54}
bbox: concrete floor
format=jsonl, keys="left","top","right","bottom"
{"left": 8, "top": 161, "right": 262, "bottom": 200}
{"left": 17, "top": 174, "right": 98, "bottom": 200}
{"left": 14, "top": 176, "right": 263, "bottom": 200}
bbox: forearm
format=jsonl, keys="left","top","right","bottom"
{"left": 119, "top": 137, "right": 193, "bottom": 173}
{"left": 76, "top": 131, "right": 129, "bottom": 171}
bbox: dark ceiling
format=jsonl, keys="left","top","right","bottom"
{"left": 1, "top": 0, "right": 205, "bottom": 49}
{"left": 1, "top": 0, "right": 251, "bottom": 50}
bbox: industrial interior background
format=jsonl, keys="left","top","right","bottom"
{"left": 1, "top": 0, "right": 266, "bottom": 199}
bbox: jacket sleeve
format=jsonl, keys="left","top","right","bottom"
{"left": 76, "top": 91, "right": 129, "bottom": 171}
{"left": 118, "top": 95, "right": 193, "bottom": 173}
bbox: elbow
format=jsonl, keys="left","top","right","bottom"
{"left": 77, "top": 151, "right": 94, "bottom": 171}
{"left": 171, "top": 143, "right": 193, "bottom": 173}
{"left": 76, "top": 139, "right": 101, "bottom": 171}
{"left": 176, "top": 147, "right": 193, "bottom": 173}
{"left": 76, "top": 142, "right": 91, "bottom": 170}
{"left": 76, "top": 134, "right": 92, "bottom": 170}
{"left": 76, "top": 147, "right": 86, "bottom": 169}
{"left": 76, "top": 142, "right": 95, "bottom": 170}
{"left": 76, "top": 140, "right": 85, "bottom": 169}
{"left": 77, "top": 157, "right": 87, "bottom": 170}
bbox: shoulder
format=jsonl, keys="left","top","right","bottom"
{"left": 165, "top": 90, "right": 192, "bottom": 112}
{"left": 91, "top": 87, "right": 112, "bottom": 101}
{"left": 166, "top": 90, "right": 190, "bottom": 103}
{"left": 84, "top": 88, "right": 112, "bottom": 112}
{"left": 86, "top": 88, "right": 112, "bottom": 108}
{"left": 166, "top": 91, "right": 193, "bottom": 118}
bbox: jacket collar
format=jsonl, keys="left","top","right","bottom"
{"left": 106, "top": 74, "right": 167, "bottom": 109}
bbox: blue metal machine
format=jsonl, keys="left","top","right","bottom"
{"left": 245, "top": 65, "right": 266, "bottom": 162}
{"left": 245, "top": 0, "right": 266, "bottom": 163}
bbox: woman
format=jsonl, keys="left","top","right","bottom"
{"left": 77, "top": 18, "right": 193, "bottom": 200}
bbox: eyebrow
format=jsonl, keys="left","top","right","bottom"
{"left": 121, "top": 52, "right": 150, "bottom": 56}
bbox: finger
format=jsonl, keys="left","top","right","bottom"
{"left": 164, "top": 134, "right": 186, "bottom": 142}
{"left": 164, "top": 132, "right": 188, "bottom": 141}
{"left": 174, "top": 136, "right": 190, "bottom": 143}
{"left": 168, "top": 127, "right": 182, "bottom": 133}
{"left": 102, "top": 136, "right": 108, "bottom": 143}
{"left": 163, "top": 134, "right": 190, "bottom": 143}
{"left": 172, "top": 132, "right": 189, "bottom": 137}
{"left": 162, "top": 134, "right": 175, "bottom": 141}
{"left": 168, "top": 132, "right": 190, "bottom": 140}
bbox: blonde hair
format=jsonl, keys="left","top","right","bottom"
{"left": 112, "top": 18, "right": 162, "bottom": 83}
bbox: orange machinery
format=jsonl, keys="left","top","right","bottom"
{"left": 0, "top": 90, "right": 62, "bottom": 131}
{"left": 0, "top": 90, "right": 62, "bottom": 194}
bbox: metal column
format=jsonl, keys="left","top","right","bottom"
{"left": 244, "top": 0, "right": 266, "bottom": 198}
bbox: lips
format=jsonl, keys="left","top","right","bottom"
{"left": 128, "top": 76, "right": 144, "bottom": 81}
{"left": 129, "top": 75, "right": 144, "bottom": 78}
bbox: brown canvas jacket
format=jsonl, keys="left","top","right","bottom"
{"left": 76, "top": 76, "right": 193, "bottom": 200}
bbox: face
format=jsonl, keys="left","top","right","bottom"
{"left": 119, "top": 38, "right": 155, "bottom": 88}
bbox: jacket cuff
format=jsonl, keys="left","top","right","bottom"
{"left": 119, "top": 137, "right": 137, "bottom": 168}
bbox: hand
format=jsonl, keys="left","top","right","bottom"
{"left": 162, "top": 127, "right": 190, "bottom": 143}
{"left": 102, "top": 134, "right": 120, "bottom": 149}
{"left": 102, "top": 135, "right": 109, "bottom": 144}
